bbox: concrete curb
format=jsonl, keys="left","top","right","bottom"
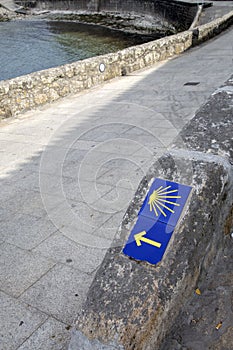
{"left": 69, "top": 77, "right": 233, "bottom": 349}
{"left": 189, "top": 4, "right": 203, "bottom": 30}
{"left": 0, "top": 8, "right": 232, "bottom": 120}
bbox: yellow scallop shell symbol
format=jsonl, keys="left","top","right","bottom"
{"left": 148, "top": 185, "right": 181, "bottom": 217}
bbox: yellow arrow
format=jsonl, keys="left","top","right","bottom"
{"left": 134, "top": 231, "right": 161, "bottom": 248}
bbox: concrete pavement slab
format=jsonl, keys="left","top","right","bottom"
{"left": 97, "top": 166, "right": 145, "bottom": 191}
{"left": 97, "top": 210, "right": 125, "bottom": 230}
{"left": 64, "top": 139, "right": 101, "bottom": 151}
{"left": 63, "top": 163, "right": 109, "bottom": 183}
{"left": 0, "top": 242, "right": 55, "bottom": 297}
{"left": 62, "top": 178, "right": 113, "bottom": 203}
{"left": 92, "top": 211, "right": 126, "bottom": 242}
{"left": 33, "top": 232, "right": 107, "bottom": 274}
{"left": 17, "top": 317, "right": 71, "bottom": 350}
{"left": 0, "top": 291, "right": 47, "bottom": 350}
{"left": 99, "top": 187, "right": 136, "bottom": 212}
{"left": 2, "top": 191, "right": 51, "bottom": 218}
{"left": 41, "top": 197, "right": 113, "bottom": 242}
{"left": 19, "top": 264, "right": 94, "bottom": 324}
{"left": 69, "top": 200, "right": 113, "bottom": 228}
{"left": 4, "top": 171, "right": 41, "bottom": 193}
{"left": 0, "top": 140, "right": 45, "bottom": 169}
{"left": 53, "top": 219, "right": 113, "bottom": 250}
{"left": 1, "top": 213, "right": 57, "bottom": 250}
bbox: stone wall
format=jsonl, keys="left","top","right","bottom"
{"left": 192, "top": 9, "right": 233, "bottom": 43}
{"left": 32, "top": 0, "right": 99, "bottom": 11}
{"left": 98, "top": 0, "right": 156, "bottom": 16}
{"left": 0, "top": 9, "right": 232, "bottom": 120}
{"left": 99, "top": 0, "right": 199, "bottom": 30}
{"left": 102, "top": 0, "right": 198, "bottom": 29}
{"left": 24, "top": 0, "right": 199, "bottom": 30}
{"left": 0, "top": 30, "right": 192, "bottom": 119}
{"left": 155, "top": 0, "right": 199, "bottom": 30}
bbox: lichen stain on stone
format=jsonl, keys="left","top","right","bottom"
{"left": 121, "top": 304, "right": 163, "bottom": 350}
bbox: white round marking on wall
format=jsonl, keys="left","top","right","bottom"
{"left": 99, "top": 63, "right": 106, "bottom": 73}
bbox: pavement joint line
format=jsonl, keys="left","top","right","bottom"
{"left": 3, "top": 226, "right": 59, "bottom": 251}
{"left": 0, "top": 240, "right": 40, "bottom": 254}
{"left": 15, "top": 316, "right": 50, "bottom": 350}
{"left": 0, "top": 288, "right": 51, "bottom": 319}
{"left": 32, "top": 240, "right": 104, "bottom": 276}
{"left": 15, "top": 263, "right": 58, "bottom": 300}
{"left": 15, "top": 313, "right": 72, "bottom": 350}
{"left": 16, "top": 314, "right": 70, "bottom": 350}
{"left": 29, "top": 230, "right": 60, "bottom": 252}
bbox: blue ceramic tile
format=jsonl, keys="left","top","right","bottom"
{"left": 123, "top": 216, "right": 174, "bottom": 265}
{"left": 139, "top": 178, "right": 192, "bottom": 227}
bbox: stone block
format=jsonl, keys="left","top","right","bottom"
{"left": 174, "top": 76, "right": 233, "bottom": 163}
{"left": 69, "top": 76, "right": 233, "bottom": 349}
{"left": 34, "top": 93, "right": 48, "bottom": 105}
{"left": 71, "top": 152, "right": 233, "bottom": 349}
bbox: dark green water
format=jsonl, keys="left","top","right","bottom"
{"left": 0, "top": 20, "right": 153, "bottom": 81}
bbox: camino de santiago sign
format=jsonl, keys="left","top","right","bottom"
{"left": 123, "top": 178, "right": 192, "bottom": 265}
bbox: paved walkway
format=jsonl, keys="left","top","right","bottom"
{"left": 0, "top": 27, "right": 233, "bottom": 349}
{"left": 199, "top": 1, "right": 233, "bottom": 24}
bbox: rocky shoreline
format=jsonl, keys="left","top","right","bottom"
{"left": 44, "top": 11, "right": 176, "bottom": 36}
{"left": 0, "top": 6, "right": 16, "bottom": 21}
{"left": 0, "top": 6, "right": 176, "bottom": 38}
{"left": 0, "top": 5, "right": 27, "bottom": 21}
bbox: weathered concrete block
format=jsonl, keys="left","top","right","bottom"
{"left": 70, "top": 76, "right": 233, "bottom": 349}
{"left": 71, "top": 154, "right": 232, "bottom": 350}
{"left": 173, "top": 75, "right": 233, "bottom": 164}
